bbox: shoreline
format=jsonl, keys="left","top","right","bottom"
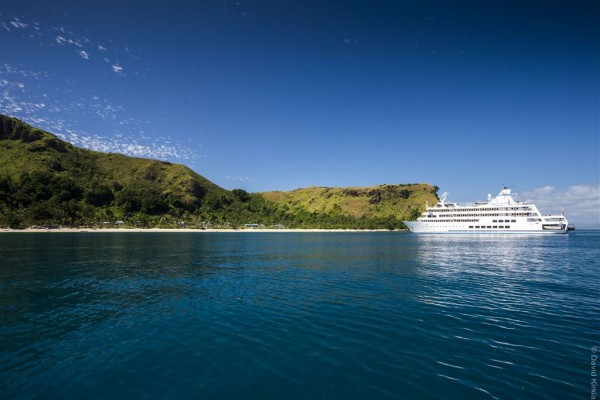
{"left": 1, "top": 227, "right": 401, "bottom": 233}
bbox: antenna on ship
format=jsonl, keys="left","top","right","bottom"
{"left": 501, "top": 184, "right": 515, "bottom": 193}
{"left": 440, "top": 192, "right": 448, "bottom": 205}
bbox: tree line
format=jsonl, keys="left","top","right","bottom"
{"left": 0, "top": 171, "right": 410, "bottom": 230}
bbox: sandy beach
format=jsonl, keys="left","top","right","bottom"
{"left": 1, "top": 227, "right": 398, "bottom": 233}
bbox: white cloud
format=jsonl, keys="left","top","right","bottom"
{"left": 521, "top": 184, "right": 600, "bottom": 229}
{"left": 1, "top": 15, "right": 144, "bottom": 77}
{"left": 53, "top": 131, "right": 201, "bottom": 164}
{"left": 112, "top": 63, "right": 123, "bottom": 74}
{"left": 527, "top": 185, "right": 554, "bottom": 195}
{"left": 1, "top": 63, "right": 48, "bottom": 79}
{"left": 225, "top": 176, "right": 250, "bottom": 181}
{"left": 9, "top": 19, "right": 27, "bottom": 29}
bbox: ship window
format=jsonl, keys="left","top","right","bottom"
{"left": 511, "top": 219, "right": 516, "bottom": 222}
{"left": 487, "top": 226, "right": 491, "bottom": 228}
{"left": 493, "top": 220, "right": 497, "bottom": 223}
{"left": 506, "top": 226, "right": 510, "bottom": 229}
{"left": 493, "top": 226, "right": 497, "bottom": 228}
{"left": 469, "top": 226, "right": 473, "bottom": 229}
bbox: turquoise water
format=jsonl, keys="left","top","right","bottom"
{"left": 1, "top": 232, "right": 598, "bottom": 399}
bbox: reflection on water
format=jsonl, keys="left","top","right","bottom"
{"left": 0, "top": 232, "right": 598, "bottom": 399}
{"left": 414, "top": 234, "right": 564, "bottom": 273}
{"left": 410, "top": 232, "right": 598, "bottom": 399}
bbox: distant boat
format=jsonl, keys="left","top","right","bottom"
{"left": 404, "top": 188, "right": 572, "bottom": 234}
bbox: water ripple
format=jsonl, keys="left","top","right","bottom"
{"left": 0, "top": 232, "right": 598, "bottom": 399}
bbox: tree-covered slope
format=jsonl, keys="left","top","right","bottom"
{"left": 0, "top": 114, "right": 231, "bottom": 227}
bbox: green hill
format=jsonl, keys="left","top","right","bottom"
{"left": 0, "top": 114, "right": 437, "bottom": 229}
{"left": 0, "top": 114, "right": 231, "bottom": 227}
{"left": 261, "top": 184, "right": 437, "bottom": 228}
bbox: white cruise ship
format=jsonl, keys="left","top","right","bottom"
{"left": 404, "top": 188, "right": 572, "bottom": 234}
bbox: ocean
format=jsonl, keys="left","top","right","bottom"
{"left": 0, "top": 231, "right": 598, "bottom": 399}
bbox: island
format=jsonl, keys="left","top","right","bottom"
{"left": 0, "top": 114, "right": 438, "bottom": 230}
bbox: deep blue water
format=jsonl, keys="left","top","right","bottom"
{"left": 1, "top": 231, "right": 598, "bottom": 399}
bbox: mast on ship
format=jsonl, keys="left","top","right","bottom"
{"left": 439, "top": 192, "right": 448, "bottom": 206}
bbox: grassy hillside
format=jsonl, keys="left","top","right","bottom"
{"left": 262, "top": 184, "right": 438, "bottom": 225}
{"left": 0, "top": 114, "right": 437, "bottom": 229}
{"left": 0, "top": 114, "right": 224, "bottom": 198}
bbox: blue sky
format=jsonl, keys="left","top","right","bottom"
{"left": 1, "top": 0, "right": 598, "bottom": 227}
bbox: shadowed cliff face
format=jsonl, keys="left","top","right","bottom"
{"left": 1, "top": 115, "right": 43, "bottom": 142}
{"left": 1, "top": 115, "right": 66, "bottom": 152}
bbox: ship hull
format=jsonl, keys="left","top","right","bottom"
{"left": 403, "top": 221, "right": 568, "bottom": 234}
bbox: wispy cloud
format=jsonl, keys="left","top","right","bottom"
{"left": 3, "top": 108, "right": 205, "bottom": 168}
{"left": 225, "top": 176, "right": 250, "bottom": 182}
{"left": 521, "top": 184, "right": 600, "bottom": 228}
{"left": 54, "top": 34, "right": 82, "bottom": 47}
{"left": 0, "top": 14, "right": 143, "bottom": 78}
{"left": 9, "top": 18, "right": 28, "bottom": 29}
{"left": 0, "top": 15, "right": 205, "bottom": 171}
{"left": 111, "top": 63, "right": 123, "bottom": 74}
{"left": 55, "top": 129, "right": 203, "bottom": 163}
{"left": 1, "top": 63, "right": 205, "bottom": 170}
{"left": 1, "top": 63, "right": 48, "bottom": 79}
{"left": 221, "top": 0, "right": 248, "bottom": 17}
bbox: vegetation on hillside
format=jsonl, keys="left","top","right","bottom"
{"left": 0, "top": 114, "right": 437, "bottom": 229}
{"left": 262, "top": 184, "right": 437, "bottom": 222}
